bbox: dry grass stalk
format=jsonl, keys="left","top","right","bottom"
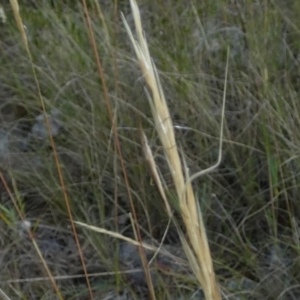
{"left": 0, "top": 288, "right": 11, "bottom": 300}
{"left": 142, "top": 132, "right": 172, "bottom": 217}
{"left": 81, "top": 1, "right": 156, "bottom": 298}
{"left": 75, "top": 220, "right": 190, "bottom": 265}
{"left": 122, "top": 0, "right": 229, "bottom": 299}
{"left": 0, "top": 173, "right": 64, "bottom": 300}
{"left": 9, "top": 0, "right": 93, "bottom": 298}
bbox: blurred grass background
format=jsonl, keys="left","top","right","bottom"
{"left": 1, "top": 0, "right": 300, "bottom": 299}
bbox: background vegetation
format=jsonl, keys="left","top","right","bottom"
{"left": 1, "top": 0, "right": 300, "bottom": 299}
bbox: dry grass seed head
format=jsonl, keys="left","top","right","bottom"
{"left": 122, "top": 0, "right": 225, "bottom": 299}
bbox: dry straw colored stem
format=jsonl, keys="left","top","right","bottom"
{"left": 122, "top": 0, "right": 229, "bottom": 299}
{"left": 9, "top": 0, "right": 93, "bottom": 298}
{"left": 81, "top": 0, "right": 156, "bottom": 298}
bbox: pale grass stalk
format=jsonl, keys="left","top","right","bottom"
{"left": 74, "top": 221, "right": 187, "bottom": 264}
{"left": 74, "top": 220, "right": 159, "bottom": 251}
{"left": 3, "top": 269, "right": 153, "bottom": 284}
{"left": 93, "top": 0, "right": 110, "bottom": 45}
{"left": 121, "top": 0, "right": 229, "bottom": 299}
{"left": 142, "top": 132, "right": 172, "bottom": 216}
{"left": 191, "top": 3, "right": 209, "bottom": 51}
{"left": 0, "top": 172, "right": 64, "bottom": 300}
{"left": 147, "top": 217, "right": 173, "bottom": 267}
{"left": 9, "top": 1, "right": 93, "bottom": 298}
{"left": 0, "top": 5, "right": 7, "bottom": 24}
{"left": 0, "top": 288, "right": 11, "bottom": 300}
{"left": 81, "top": 1, "right": 155, "bottom": 297}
